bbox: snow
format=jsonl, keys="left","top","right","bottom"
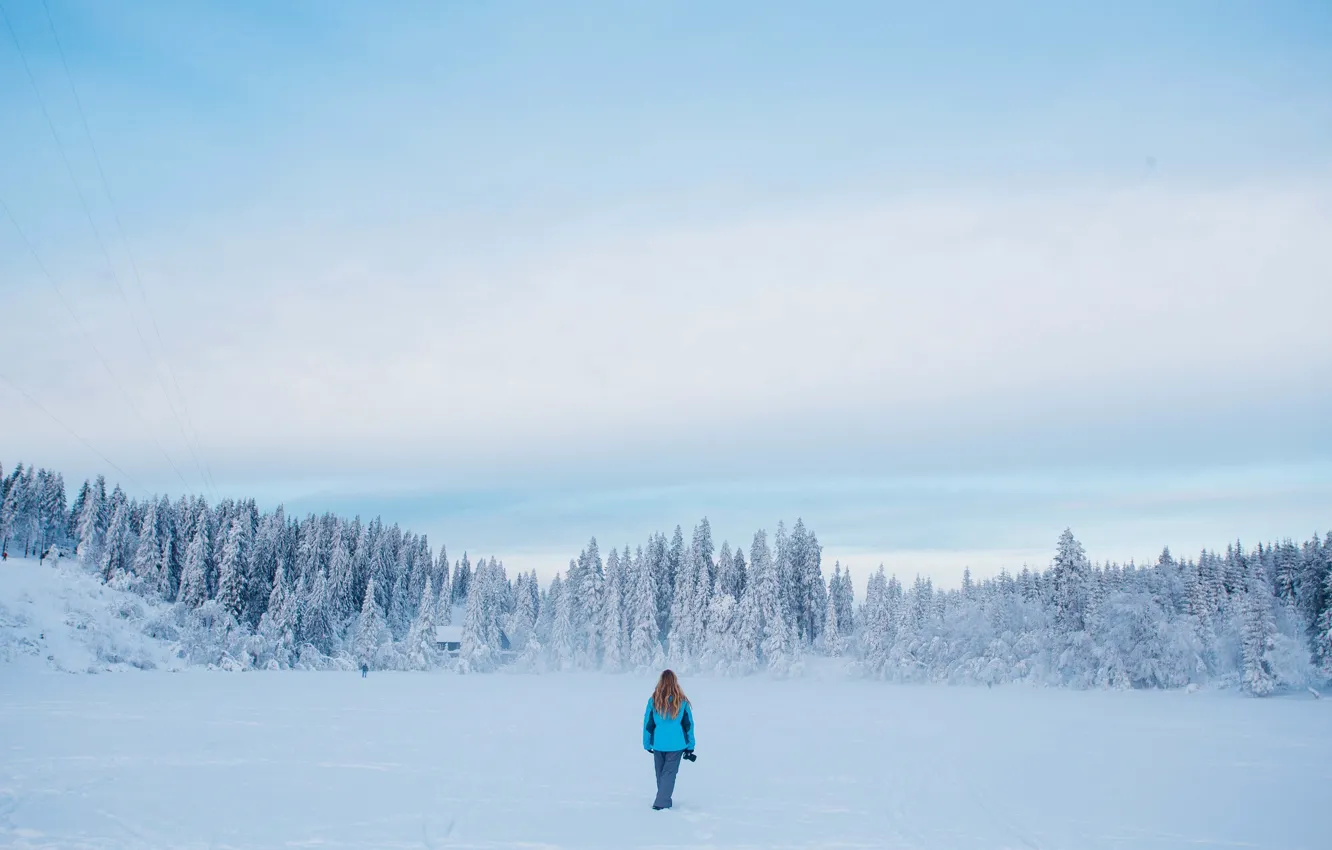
{"left": 0, "top": 556, "right": 183, "bottom": 674}
{"left": 0, "top": 666, "right": 1328, "bottom": 849}
{"left": 2, "top": 554, "right": 1329, "bottom": 849}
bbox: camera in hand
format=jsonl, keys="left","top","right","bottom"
{"left": 683, "top": 751, "right": 697, "bottom": 762}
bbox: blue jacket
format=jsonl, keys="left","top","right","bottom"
{"left": 643, "top": 698, "right": 695, "bottom": 752}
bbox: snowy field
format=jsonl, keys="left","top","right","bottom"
{"left": 0, "top": 670, "right": 1327, "bottom": 850}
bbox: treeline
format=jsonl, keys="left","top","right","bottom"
{"left": 2, "top": 461, "right": 1330, "bottom": 693}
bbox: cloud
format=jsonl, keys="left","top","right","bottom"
{"left": 5, "top": 180, "right": 1331, "bottom": 495}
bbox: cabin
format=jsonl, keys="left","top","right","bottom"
{"left": 432, "top": 625, "right": 513, "bottom": 656}
{"left": 434, "top": 625, "right": 463, "bottom": 654}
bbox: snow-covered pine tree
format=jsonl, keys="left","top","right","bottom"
{"left": 575, "top": 538, "right": 604, "bottom": 669}
{"left": 0, "top": 469, "right": 18, "bottom": 557}
{"left": 216, "top": 516, "right": 249, "bottom": 619}
{"left": 699, "top": 592, "right": 738, "bottom": 674}
{"left": 255, "top": 563, "right": 293, "bottom": 666}
{"left": 1314, "top": 565, "right": 1332, "bottom": 680}
{"left": 326, "top": 521, "right": 355, "bottom": 628}
{"left": 131, "top": 500, "right": 161, "bottom": 584}
{"left": 715, "top": 541, "right": 734, "bottom": 599}
{"left": 66, "top": 476, "right": 86, "bottom": 541}
{"left": 371, "top": 540, "right": 394, "bottom": 614}
{"left": 303, "top": 568, "right": 336, "bottom": 654}
{"left": 860, "top": 566, "right": 889, "bottom": 676}
{"left": 9, "top": 466, "right": 34, "bottom": 556}
{"left": 1294, "top": 536, "right": 1328, "bottom": 637}
{"left": 354, "top": 577, "right": 388, "bottom": 670}
{"left": 452, "top": 553, "right": 472, "bottom": 605}
{"left": 99, "top": 499, "right": 132, "bottom": 582}
{"left": 1224, "top": 542, "right": 1246, "bottom": 598}
{"left": 1241, "top": 563, "right": 1279, "bottom": 696}
{"left": 37, "top": 470, "right": 66, "bottom": 554}
{"left": 156, "top": 535, "right": 174, "bottom": 601}
{"left": 730, "top": 546, "right": 748, "bottom": 600}
{"left": 774, "top": 521, "right": 795, "bottom": 634}
{"left": 404, "top": 575, "right": 439, "bottom": 670}
{"left": 434, "top": 544, "right": 452, "bottom": 617}
{"left": 178, "top": 522, "right": 210, "bottom": 607}
{"left": 688, "top": 519, "right": 715, "bottom": 660}
{"left": 664, "top": 526, "right": 684, "bottom": 633}
{"left": 822, "top": 581, "right": 844, "bottom": 656}
{"left": 789, "top": 519, "right": 825, "bottom": 645}
{"left": 388, "top": 568, "right": 413, "bottom": 641}
{"left": 627, "top": 545, "right": 662, "bottom": 669}
{"left": 620, "top": 546, "right": 633, "bottom": 649}
{"left": 669, "top": 522, "right": 707, "bottom": 667}
{"left": 240, "top": 510, "right": 278, "bottom": 627}
{"left": 549, "top": 572, "right": 576, "bottom": 671}
{"left": 602, "top": 547, "right": 624, "bottom": 672}
{"left": 751, "top": 528, "right": 792, "bottom": 674}
{"left": 507, "top": 572, "right": 537, "bottom": 649}
{"left": 461, "top": 559, "right": 496, "bottom": 671}
{"left": 74, "top": 474, "right": 108, "bottom": 563}
{"left": 833, "top": 564, "right": 856, "bottom": 637}
{"left": 1052, "top": 529, "right": 1090, "bottom": 632}
{"left": 734, "top": 565, "right": 763, "bottom": 675}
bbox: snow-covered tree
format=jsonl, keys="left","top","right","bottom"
{"left": 860, "top": 566, "right": 891, "bottom": 676}
{"left": 789, "top": 519, "right": 825, "bottom": 645}
{"left": 627, "top": 545, "right": 662, "bottom": 670}
{"left": 574, "top": 539, "right": 604, "bottom": 669}
{"left": 99, "top": 498, "right": 133, "bottom": 582}
{"left": 549, "top": 572, "right": 576, "bottom": 671}
{"left": 822, "top": 583, "right": 845, "bottom": 656}
{"left": 1241, "top": 567, "right": 1279, "bottom": 696}
{"left": 1314, "top": 565, "right": 1332, "bottom": 680}
{"left": 602, "top": 547, "right": 625, "bottom": 672}
{"left": 508, "top": 572, "right": 538, "bottom": 650}
{"left": 452, "top": 553, "right": 472, "bottom": 605}
{"left": 216, "top": 516, "right": 249, "bottom": 619}
{"left": 699, "top": 592, "right": 739, "bottom": 674}
{"left": 404, "top": 575, "right": 439, "bottom": 670}
{"left": 745, "top": 529, "right": 792, "bottom": 674}
{"left": 74, "top": 474, "right": 107, "bottom": 562}
{"left": 354, "top": 578, "right": 389, "bottom": 670}
{"left": 461, "top": 559, "right": 505, "bottom": 671}
{"left": 177, "top": 522, "right": 210, "bottom": 607}
{"left": 131, "top": 500, "right": 161, "bottom": 584}
{"left": 1052, "top": 529, "right": 1091, "bottom": 632}
{"left": 831, "top": 564, "right": 855, "bottom": 637}
{"left": 662, "top": 527, "right": 684, "bottom": 639}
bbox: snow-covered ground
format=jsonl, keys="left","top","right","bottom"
{"left": 0, "top": 669, "right": 1326, "bottom": 850}
{"left": 2, "top": 555, "right": 1328, "bottom": 849}
{"left": 0, "top": 556, "right": 183, "bottom": 674}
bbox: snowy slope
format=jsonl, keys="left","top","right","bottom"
{"left": 0, "top": 556, "right": 183, "bottom": 674}
{"left": 0, "top": 670, "right": 1327, "bottom": 849}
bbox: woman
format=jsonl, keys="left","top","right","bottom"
{"left": 642, "top": 669, "right": 695, "bottom": 810}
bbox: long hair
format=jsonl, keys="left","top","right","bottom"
{"left": 652, "top": 669, "right": 689, "bottom": 719}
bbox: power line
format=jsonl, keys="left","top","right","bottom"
{"left": 1, "top": 192, "right": 194, "bottom": 495}
{"left": 0, "top": 0, "right": 214, "bottom": 499}
{"left": 0, "top": 368, "right": 152, "bottom": 499}
{"left": 38, "top": 0, "right": 221, "bottom": 498}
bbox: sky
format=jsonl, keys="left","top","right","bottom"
{"left": 1, "top": 0, "right": 1330, "bottom": 589}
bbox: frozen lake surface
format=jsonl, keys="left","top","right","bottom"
{"left": 0, "top": 670, "right": 1327, "bottom": 849}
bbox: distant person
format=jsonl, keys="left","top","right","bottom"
{"left": 643, "top": 669, "right": 696, "bottom": 810}
{"left": 361, "top": 663, "right": 368, "bottom": 678}
{"left": 2, "top": 550, "right": 7, "bottom": 562}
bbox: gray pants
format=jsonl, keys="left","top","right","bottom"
{"left": 653, "top": 750, "right": 683, "bottom": 808}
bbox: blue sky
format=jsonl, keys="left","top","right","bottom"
{"left": 2, "top": 0, "right": 1330, "bottom": 586}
